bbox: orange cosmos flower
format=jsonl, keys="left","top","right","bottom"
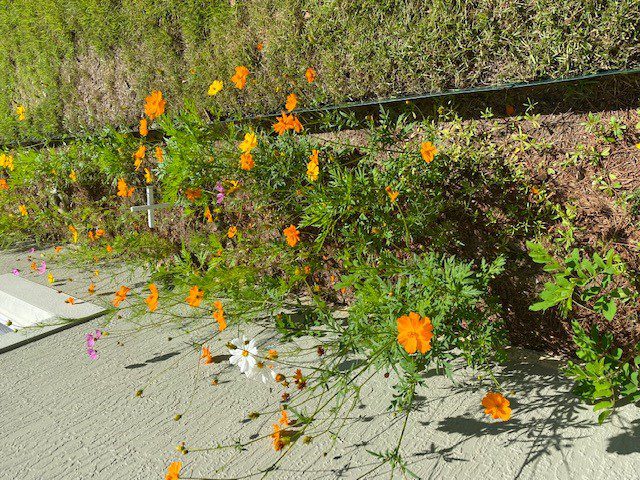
{"left": 184, "top": 188, "right": 202, "bottom": 202}
{"left": 213, "top": 300, "right": 226, "bottom": 331}
{"left": 283, "top": 224, "right": 300, "bottom": 247}
{"left": 273, "top": 111, "right": 303, "bottom": 135}
{"left": 204, "top": 206, "right": 213, "bottom": 223}
{"left": 231, "top": 66, "right": 250, "bottom": 89}
{"left": 285, "top": 93, "right": 298, "bottom": 112}
{"left": 144, "top": 168, "right": 153, "bottom": 184}
{"left": 69, "top": 225, "right": 78, "bottom": 243}
{"left": 240, "top": 152, "right": 255, "bottom": 170}
{"left": 201, "top": 345, "right": 214, "bottom": 364}
{"left": 155, "top": 146, "right": 164, "bottom": 163}
{"left": 385, "top": 186, "right": 399, "bottom": 202}
{"left": 145, "top": 283, "right": 159, "bottom": 312}
{"left": 19, "top": 205, "right": 27, "bottom": 216}
{"left": 267, "top": 349, "right": 278, "bottom": 359}
{"left": 139, "top": 118, "right": 148, "bottom": 137}
{"left": 117, "top": 178, "right": 135, "bottom": 198}
{"left": 256, "top": 42, "right": 264, "bottom": 51}
{"left": 482, "top": 392, "right": 512, "bottom": 421}
{"left": 272, "top": 424, "right": 285, "bottom": 451}
{"left": 227, "top": 226, "right": 237, "bottom": 238}
{"left": 165, "top": 461, "right": 182, "bottom": 480}
{"left": 305, "top": 67, "right": 316, "bottom": 83}
{"left": 420, "top": 141, "right": 438, "bottom": 163}
{"left": 0, "top": 178, "right": 9, "bottom": 191}
{"left": 69, "top": 170, "right": 77, "bottom": 182}
{"left": 186, "top": 285, "right": 204, "bottom": 307}
{"left": 65, "top": 297, "right": 75, "bottom": 305}
{"left": 133, "top": 145, "right": 146, "bottom": 171}
{"left": 54, "top": 246, "right": 63, "bottom": 253}
{"left": 88, "top": 283, "right": 96, "bottom": 295}
{"left": 106, "top": 245, "right": 113, "bottom": 253}
{"left": 144, "top": 90, "right": 166, "bottom": 120}
{"left": 279, "top": 409, "right": 291, "bottom": 426}
{"left": 396, "top": 312, "right": 433, "bottom": 354}
{"left": 113, "top": 286, "right": 130, "bottom": 307}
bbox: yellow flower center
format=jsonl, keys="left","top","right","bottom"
{"left": 242, "top": 350, "right": 249, "bottom": 357}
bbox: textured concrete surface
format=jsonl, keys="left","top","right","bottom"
{"left": 1, "top": 247, "right": 640, "bottom": 479}
{"left": 0, "top": 272, "right": 105, "bottom": 352}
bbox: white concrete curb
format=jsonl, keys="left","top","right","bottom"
{"left": 0, "top": 273, "right": 106, "bottom": 353}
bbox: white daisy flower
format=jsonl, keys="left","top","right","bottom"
{"left": 249, "top": 361, "right": 277, "bottom": 384}
{"left": 229, "top": 336, "right": 258, "bottom": 377}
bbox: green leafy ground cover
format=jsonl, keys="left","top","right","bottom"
{"left": 2, "top": 0, "right": 640, "bottom": 142}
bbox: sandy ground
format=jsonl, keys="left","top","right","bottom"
{"left": 1, "top": 246, "right": 639, "bottom": 480}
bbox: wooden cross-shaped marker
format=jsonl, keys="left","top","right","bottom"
{"left": 130, "top": 186, "right": 171, "bottom": 229}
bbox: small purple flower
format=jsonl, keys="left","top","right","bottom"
{"left": 215, "top": 182, "right": 225, "bottom": 204}
{"left": 12, "top": 268, "right": 20, "bottom": 276}
{"left": 28, "top": 248, "right": 35, "bottom": 253}
{"left": 93, "top": 330, "right": 102, "bottom": 340}
{"left": 87, "top": 348, "right": 98, "bottom": 360}
{"left": 85, "top": 333, "right": 95, "bottom": 348}
{"left": 37, "top": 261, "right": 46, "bottom": 274}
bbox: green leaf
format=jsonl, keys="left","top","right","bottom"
{"left": 593, "top": 400, "right": 613, "bottom": 412}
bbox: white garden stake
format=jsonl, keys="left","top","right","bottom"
{"left": 130, "top": 186, "right": 171, "bottom": 229}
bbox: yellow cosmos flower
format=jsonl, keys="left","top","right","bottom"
{"left": 238, "top": 132, "right": 258, "bottom": 153}
{"left": 208, "top": 80, "right": 224, "bottom": 96}
{"left": 15, "top": 105, "right": 26, "bottom": 121}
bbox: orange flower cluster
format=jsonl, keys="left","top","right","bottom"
{"left": 213, "top": 300, "right": 226, "bottom": 331}
{"left": 273, "top": 111, "right": 303, "bottom": 135}
{"left": 240, "top": 152, "right": 255, "bottom": 170}
{"left": 133, "top": 145, "right": 146, "bottom": 171}
{"left": 385, "top": 186, "right": 399, "bottom": 202}
{"left": 144, "top": 90, "right": 166, "bottom": 120}
{"left": 396, "top": 312, "right": 433, "bottom": 354}
{"left": 201, "top": 345, "right": 214, "bottom": 365}
{"left": 68, "top": 225, "right": 79, "bottom": 243}
{"left": 184, "top": 188, "right": 202, "bottom": 202}
{"left": 482, "top": 392, "right": 511, "bottom": 421}
{"left": 285, "top": 93, "right": 298, "bottom": 112}
{"left": 165, "top": 461, "right": 182, "bottom": 480}
{"left": 113, "top": 286, "right": 131, "bottom": 307}
{"left": 117, "top": 178, "right": 135, "bottom": 198}
{"left": 186, "top": 285, "right": 204, "bottom": 307}
{"left": 305, "top": 67, "right": 316, "bottom": 83}
{"left": 139, "top": 118, "right": 148, "bottom": 137}
{"left": 145, "top": 283, "right": 159, "bottom": 312}
{"left": 204, "top": 206, "right": 213, "bottom": 223}
{"left": 420, "top": 141, "right": 438, "bottom": 163}
{"left": 0, "top": 178, "right": 8, "bottom": 191}
{"left": 271, "top": 423, "right": 284, "bottom": 451}
{"left": 231, "top": 66, "right": 250, "bottom": 89}
{"left": 283, "top": 224, "right": 300, "bottom": 247}
{"left": 88, "top": 228, "right": 105, "bottom": 242}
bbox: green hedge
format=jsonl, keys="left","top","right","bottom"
{"left": 1, "top": 0, "right": 639, "bottom": 142}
